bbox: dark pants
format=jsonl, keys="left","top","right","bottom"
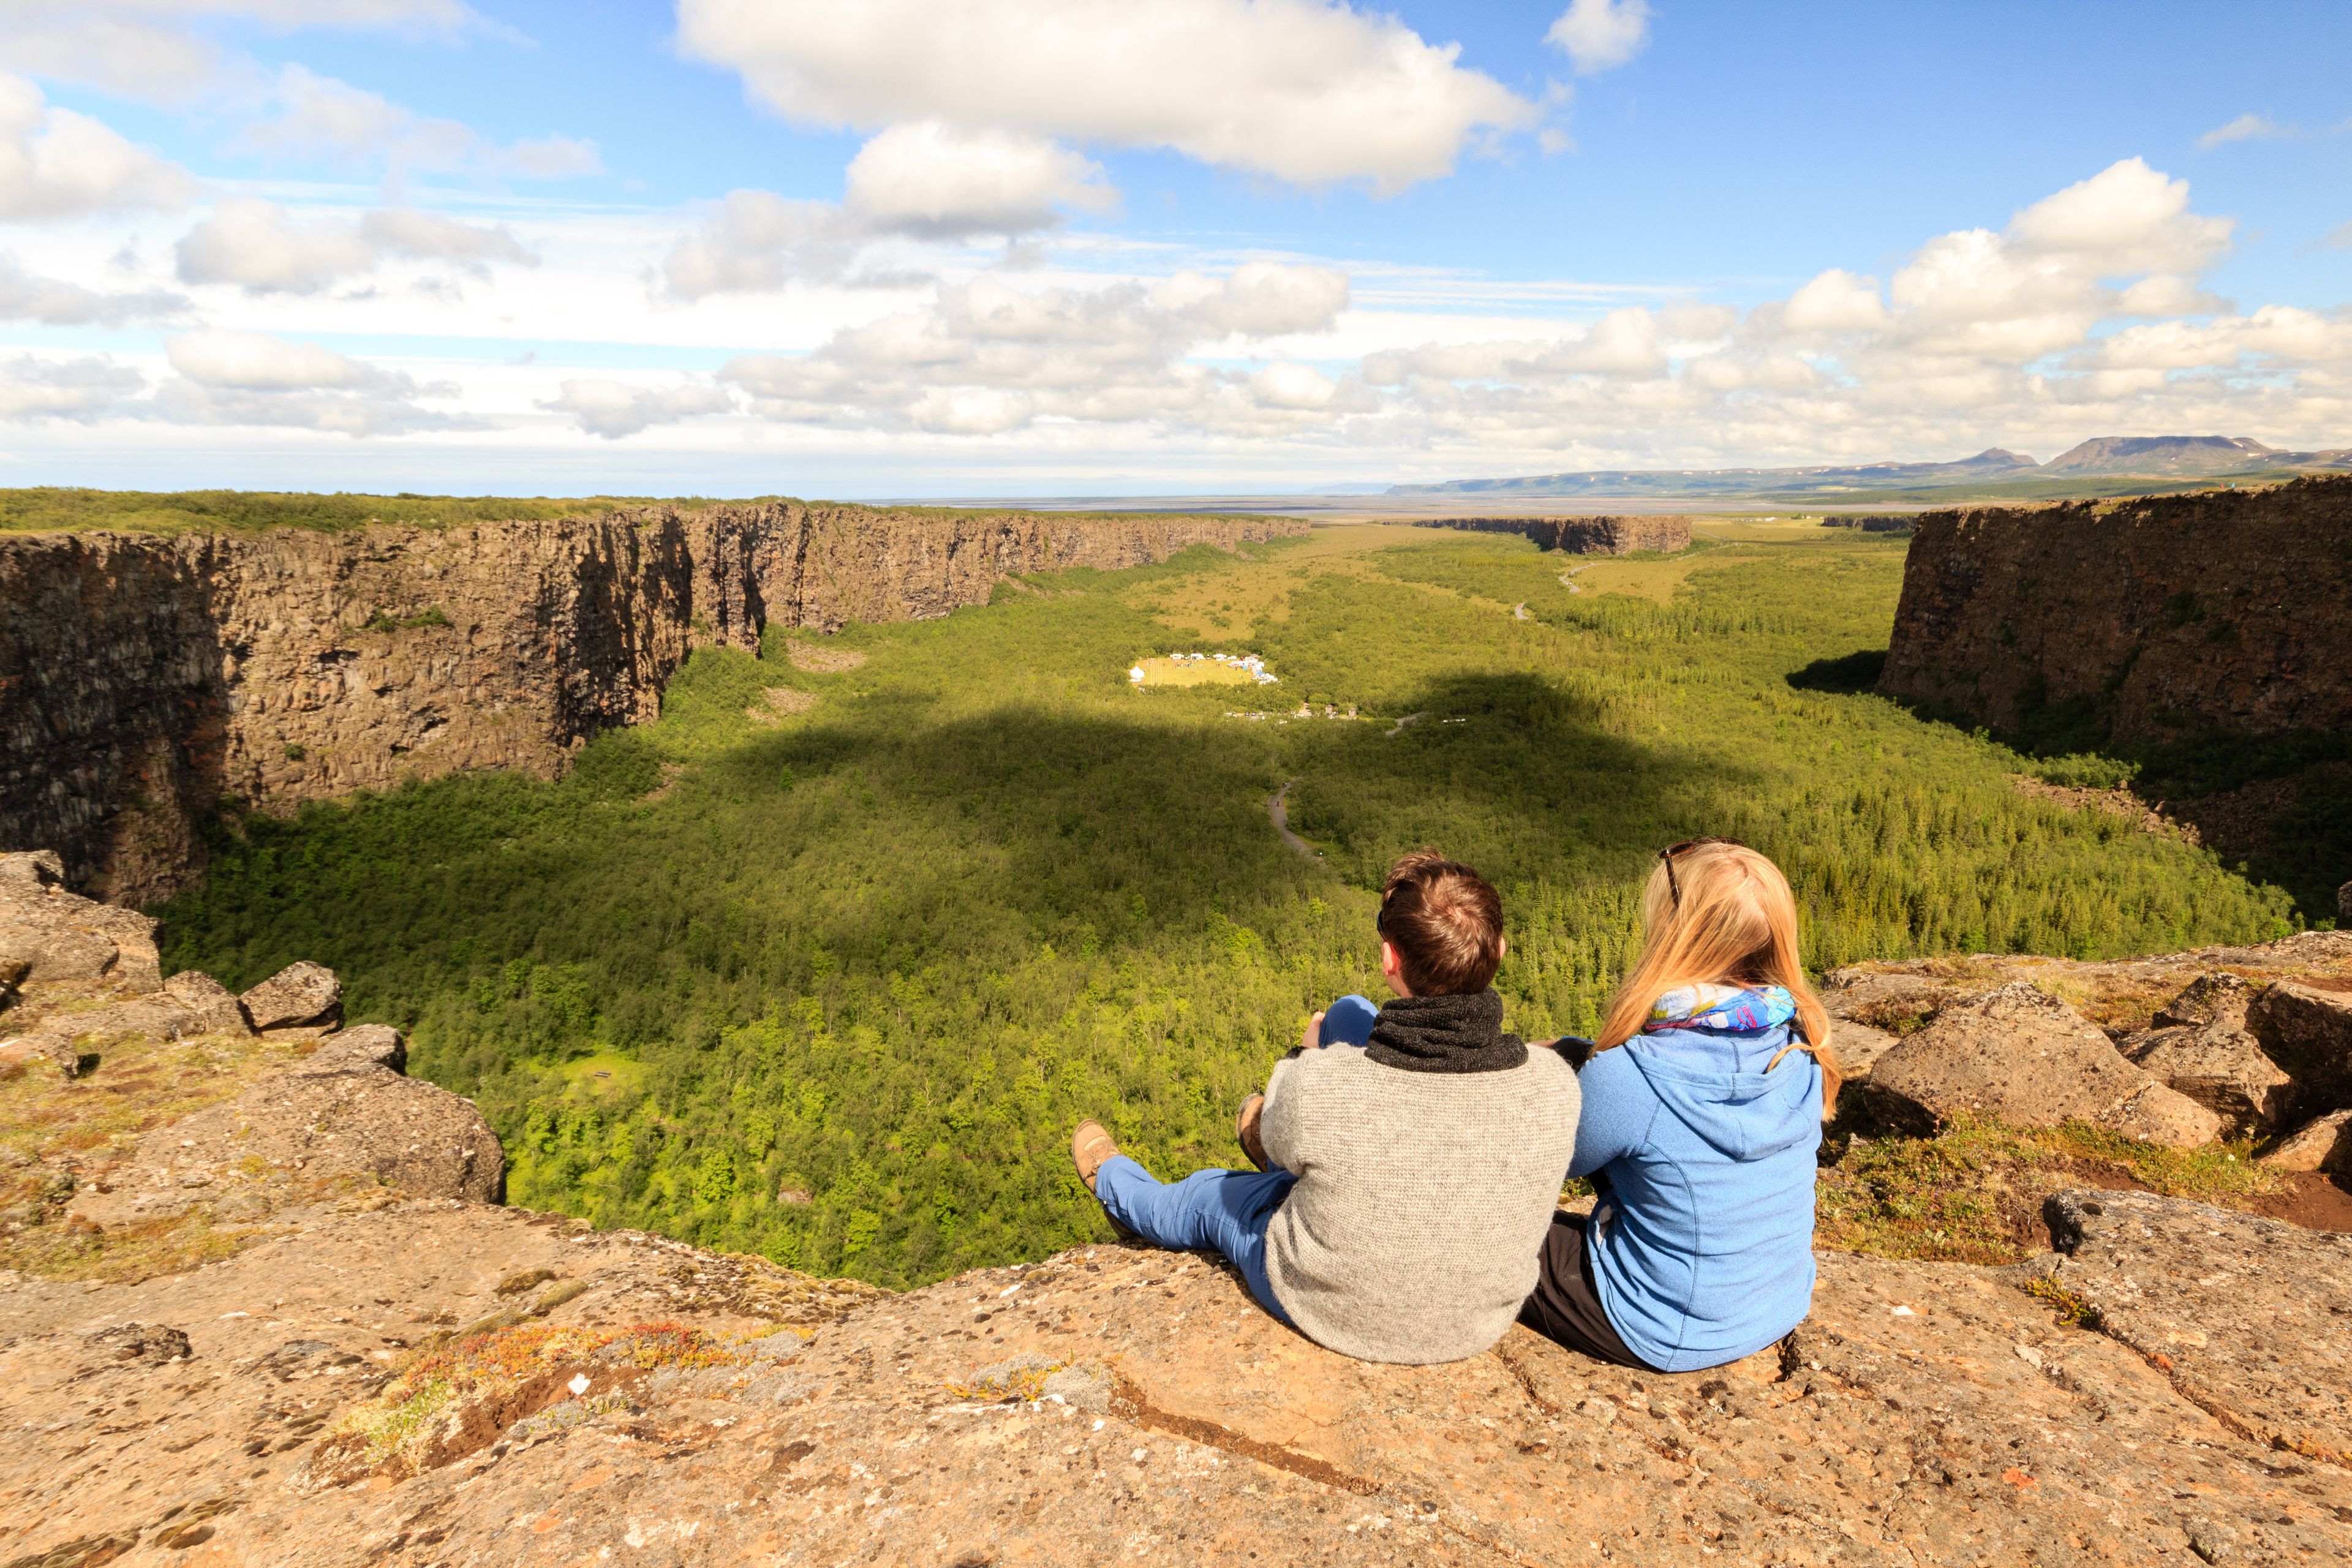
{"left": 1517, "top": 1211, "right": 1656, "bottom": 1370}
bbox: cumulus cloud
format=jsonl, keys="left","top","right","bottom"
{"left": 1545, "top": 0, "right": 1653, "bottom": 75}
{"left": 239, "top": 64, "right": 603, "bottom": 180}
{"left": 174, "top": 197, "right": 535, "bottom": 292}
{"left": 718, "top": 262, "right": 1354, "bottom": 435}
{"left": 843, "top": 123, "right": 1114, "bottom": 238}
{"left": 0, "top": 353, "right": 143, "bottom": 421}
{"left": 663, "top": 121, "right": 1115, "bottom": 298}
{"left": 675, "top": 0, "right": 1536, "bottom": 194}
{"left": 539, "top": 377, "right": 736, "bottom": 439}
{"left": 2196, "top": 113, "right": 2290, "bottom": 151}
{"left": 0, "top": 75, "right": 193, "bottom": 221}
{"left": 0, "top": 1, "right": 483, "bottom": 105}
{"left": 1273, "top": 157, "right": 2352, "bottom": 464}
{"left": 0, "top": 253, "right": 187, "bottom": 324}
{"left": 156, "top": 326, "right": 477, "bottom": 435}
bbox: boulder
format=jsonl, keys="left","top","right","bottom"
{"left": 2036, "top": 1188, "right": 2352, "bottom": 1468}
{"left": 2247, "top": 978, "right": 2352, "bottom": 1113}
{"left": 2260, "top": 1107, "right": 2352, "bottom": 1173}
{"left": 1825, "top": 1019, "right": 1898, "bottom": 1084}
{"left": 74, "top": 1057, "right": 503, "bottom": 1227}
{"left": 299, "top": 1023, "right": 406, "bottom": 1074}
{"left": 1866, "top": 981, "right": 2223, "bottom": 1147}
{"left": 0, "top": 850, "right": 65, "bottom": 890}
{"left": 2119, "top": 1019, "right": 2294, "bottom": 1136}
{"left": 0, "top": 850, "right": 162, "bottom": 993}
{"left": 2152, "top": 970, "right": 2254, "bottom": 1030}
{"left": 239, "top": 961, "right": 342, "bottom": 1034}
{"left": 2340, "top": 877, "right": 2351, "bottom": 922}
{"left": 161, "top": 971, "right": 251, "bottom": 1036}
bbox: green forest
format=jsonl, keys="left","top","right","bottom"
{"left": 154, "top": 521, "right": 2311, "bottom": 1289}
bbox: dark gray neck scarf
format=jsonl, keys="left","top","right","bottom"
{"left": 1366, "top": 989, "right": 1527, "bottom": 1074}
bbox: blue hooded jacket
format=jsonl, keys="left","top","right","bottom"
{"left": 1569, "top": 1003, "right": 1823, "bottom": 1373}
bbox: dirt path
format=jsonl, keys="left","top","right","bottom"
{"left": 1558, "top": 565, "right": 1588, "bottom": 594}
{"left": 1267, "top": 780, "right": 1321, "bottom": 861}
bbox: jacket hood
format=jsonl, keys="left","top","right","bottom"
{"left": 1619, "top": 1026, "right": 1819, "bottom": 1163}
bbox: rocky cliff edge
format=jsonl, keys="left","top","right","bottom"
{"left": 4, "top": 869, "right": 2351, "bottom": 1565}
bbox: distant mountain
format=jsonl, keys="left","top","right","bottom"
{"left": 2037, "top": 435, "right": 2331, "bottom": 475}
{"left": 1389, "top": 435, "right": 2351, "bottom": 500}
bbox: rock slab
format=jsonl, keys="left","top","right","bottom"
{"left": 2038, "top": 1188, "right": 2352, "bottom": 1469}
{"left": 0, "top": 1198, "right": 2346, "bottom": 1566}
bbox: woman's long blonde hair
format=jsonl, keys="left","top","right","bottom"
{"left": 1597, "top": 841, "right": 1840, "bottom": 1108}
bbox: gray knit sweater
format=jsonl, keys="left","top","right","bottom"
{"left": 1258, "top": 1039, "right": 1582, "bottom": 1364}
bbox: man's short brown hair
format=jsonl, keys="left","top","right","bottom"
{"left": 1377, "top": 850, "right": 1506, "bottom": 995}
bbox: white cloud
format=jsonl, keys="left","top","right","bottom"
{"left": 0, "top": 353, "right": 143, "bottom": 421}
{"left": 154, "top": 326, "right": 478, "bottom": 435}
{"left": 0, "top": 75, "right": 193, "bottom": 221}
{"left": 174, "top": 197, "right": 535, "bottom": 292}
{"left": 175, "top": 198, "right": 374, "bottom": 291}
{"left": 166, "top": 328, "right": 389, "bottom": 390}
{"left": 675, "top": 0, "right": 1537, "bottom": 194}
{"left": 843, "top": 122, "right": 1114, "bottom": 239}
{"left": 238, "top": 65, "right": 603, "bottom": 180}
{"left": 0, "top": 252, "right": 186, "bottom": 324}
{"left": 0, "top": 2, "right": 483, "bottom": 105}
{"left": 539, "top": 377, "right": 735, "bottom": 439}
{"left": 662, "top": 122, "right": 1115, "bottom": 298}
{"left": 718, "top": 262, "right": 1353, "bottom": 435}
{"left": 2327, "top": 220, "right": 2352, "bottom": 252}
{"left": 2196, "top": 112, "right": 2289, "bottom": 151}
{"left": 1302, "top": 158, "right": 2351, "bottom": 467}
{"left": 1778, "top": 269, "right": 1887, "bottom": 334}
{"left": 1545, "top": 0, "right": 1653, "bottom": 75}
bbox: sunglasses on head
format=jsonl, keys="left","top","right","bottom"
{"left": 1658, "top": 836, "right": 1744, "bottom": 907}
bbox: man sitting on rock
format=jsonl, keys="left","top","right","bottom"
{"left": 1069, "top": 851, "right": 1582, "bottom": 1364}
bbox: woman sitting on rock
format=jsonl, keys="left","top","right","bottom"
{"left": 1521, "top": 838, "right": 1839, "bottom": 1373}
{"left": 1069, "top": 850, "right": 1582, "bottom": 1365}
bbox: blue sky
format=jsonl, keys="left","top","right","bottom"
{"left": 2, "top": 1, "right": 2346, "bottom": 496}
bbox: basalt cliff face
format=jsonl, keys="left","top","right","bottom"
{"left": 1877, "top": 477, "right": 2352, "bottom": 742}
{"left": 0, "top": 505, "right": 1302, "bottom": 905}
{"left": 1419, "top": 514, "right": 1694, "bottom": 556}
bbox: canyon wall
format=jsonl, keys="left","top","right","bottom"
{"left": 1878, "top": 476, "right": 2351, "bottom": 743}
{"left": 0, "top": 503, "right": 1303, "bottom": 904}
{"left": 1418, "top": 513, "right": 1692, "bottom": 554}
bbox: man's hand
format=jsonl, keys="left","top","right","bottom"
{"left": 1301, "top": 1010, "right": 1327, "bottom": 1052}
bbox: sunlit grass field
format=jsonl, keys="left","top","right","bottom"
{"left": 154, "top": 519, "right": 2310, "bottom": 1288}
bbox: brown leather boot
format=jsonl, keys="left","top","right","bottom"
{"left": 1071, "top": 1120, "right": 1120, "bottom": 1194}
{"left": 1236, "top": 1094, "right": 1270, "bottom": 1172}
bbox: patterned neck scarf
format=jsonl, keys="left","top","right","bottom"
{"left": 1642, "top": 983, "right": 1797, "bottom": 1035}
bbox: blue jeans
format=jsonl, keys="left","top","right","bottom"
{"left": 1094, "top": 1156, "right": 1297, "bottom": 1326}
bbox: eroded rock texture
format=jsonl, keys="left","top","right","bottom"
{"left": 1, "top": 1200, "right": 2347, "bottom": 1566}
{"left": 1879, "top": 475, "right": 2352, "bottom": 742}
{"left": 0, "top": 505, "right": 1303, "bottom": 903}
{"left": 1419, "top": 513, "right": 1695, "bottom": 554}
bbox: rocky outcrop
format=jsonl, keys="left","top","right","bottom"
{"left": 2, "top": 1192, "right": 2348, "bottom": 1566}
{"left": 1418, "top": 513, "right": 1694, "bottom": 554}
{"left": 1866, "top": 982, "right": 2223, "bottom": 1146}
{"left": 1831, "top": 931, "right": 2352, "bottom": 1161}
{"left": 69, "top": 1027, "right": 504, "bottom": 1230}
{"left": 1878, "top": 475, "right": 2352, "bottom": 742}
{"left": 0, "top": 504, "right": 1303, "bottom": 903}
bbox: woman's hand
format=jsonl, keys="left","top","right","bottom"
{"left": 1301, "top": 1010, "right": 1327, "bottom": 1052}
